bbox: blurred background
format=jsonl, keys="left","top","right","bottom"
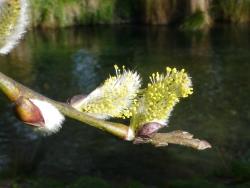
{"left": 0, "top": 0, "right": 250, "bottom": 187}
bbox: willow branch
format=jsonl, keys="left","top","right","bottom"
{"left": 134, "top": 131, "right": 212, "bottom": 150}
{"left": 0, "top": 72, "right": 211, "bottom": 150}
{"left": 0, "top": 72, "right": 129, "bottom": 139}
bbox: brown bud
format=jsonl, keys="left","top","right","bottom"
{"left": 136, "top": 122, "right": 164, "bottom": 138}
{"left": 68, "top": 94, "right": 86, "bottom": 107}
{"left": 14, "top": 97, "right": 44, "bottom": 127}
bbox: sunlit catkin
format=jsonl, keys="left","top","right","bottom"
{"left": 130, "top": 67, "right": 193, "bottom": 133}
{"left": 0, "top": 0, "right": 29, "bottom": 54}
{"left": 71, "top": 65, "right": 141, "bottom": 119}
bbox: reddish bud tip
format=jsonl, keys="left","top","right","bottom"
{"left": 14, "top": 97, "right": 44, "bottom": 127}
{"left": 137, "top": 122, "right": 164, "bottom": 138}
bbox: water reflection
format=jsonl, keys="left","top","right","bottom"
{"left": 0, "top": 26, "right": 249, "bottom": 187}
{"left": 72, "top": 49, "right": 102, "bottom": 93}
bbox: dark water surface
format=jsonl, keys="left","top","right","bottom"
{"left": 0, "top": 26, "right": 250, "bottom": 187}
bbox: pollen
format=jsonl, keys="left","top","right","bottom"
{"left": 0, "top": 0, "right": 29, "bottom": 54}
{"left": 130, "top": 67, "right": 193, "bottom": 132}
{"left": 72, "top": 65, "right": 141, "bottom": 119}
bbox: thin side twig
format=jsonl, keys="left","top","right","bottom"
{"left": 134, "top": 131, "right": 212, "bottom": 150}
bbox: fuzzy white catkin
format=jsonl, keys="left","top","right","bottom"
{"left": 30, "top": 99, "right": 65, "bottom": 134}
{"left": 0, "top": 0, "right": 29, "bottom": 54}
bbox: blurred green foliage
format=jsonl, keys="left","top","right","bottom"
{"left": 30, "top": 0, "right": 118, "bottom": 27}
{"left": 180, "top": 11, "right": 206, "bottom": 31}
{"left": 213, "top": 0, "right": 250, "bottom": 23}
{"left": 28, "top": 0, "right": 250, "bottom": 28}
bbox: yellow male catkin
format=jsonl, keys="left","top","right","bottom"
{"left": 71, "top": 65, "right": 141, "bottom": 119}
{"left": 130, "top": 67, "right": 193, "bottom": 132}
{"left": 0, "top": 0, "right": 29, "bottom": 54}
